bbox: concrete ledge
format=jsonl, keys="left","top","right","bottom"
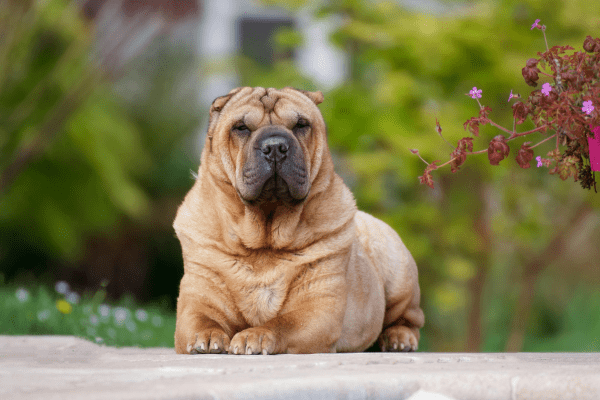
{"left": 1, "top": 336, "right": 599, "bottom": 400}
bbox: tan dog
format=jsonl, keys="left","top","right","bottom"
{"left": 174, "top": 87, "right": 424, "bottom": 354}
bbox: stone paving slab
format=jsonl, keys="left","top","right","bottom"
{"left": 1, "top": 335, "right": 599, "bottom": 400}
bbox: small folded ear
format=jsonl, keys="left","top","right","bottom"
{"left": 206, "top": 87, "right": 246, "bottom": 150}
{"left": 208, "top": 87, "right": 244, "bottom": 125}
{"left": 210, "top": 88, "right": 240, "bottom": 113}
{"left": 287, "top": 87, "right": 324, "bottom": 105}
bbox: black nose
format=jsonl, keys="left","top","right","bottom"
{"left": 260, "top": 136, "right": 290, "bottom": 163}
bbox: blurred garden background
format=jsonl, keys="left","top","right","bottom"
{"left": 1, "top": 0, "right": 599, "bottom": 351}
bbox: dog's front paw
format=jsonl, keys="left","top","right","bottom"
{"left": 185, "top": 329, "right": 230, "bottom": 354}
{"left": 378, "top": 325, "right": 419, "bottom": 352}
{"left": 229, "top": 327, "right": 278, "bottom": 355}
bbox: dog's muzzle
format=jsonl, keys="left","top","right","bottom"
{"left": 237, "top": 127, "right": 309, "bottom": 205}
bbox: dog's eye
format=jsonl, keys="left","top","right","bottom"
{"left": 293, "top": 118, "right": 310, "bottom": 133}
{"left": 232, "top": 123, "right": 250, "bottom": 134}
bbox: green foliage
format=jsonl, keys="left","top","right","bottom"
{"left": 259, "top": 0, "right": 309, "bottom": 11}
{"left": 114, "top": 39, "right": 202, "bottom": 193}
{"left": 0, "top": 0, "right": 151, "bottom": 261}
{"left": 0, "top": 0, "right": 198, "bottom": 303}
{"left": 273, "top": 26, "right": 305, "bottom": 52}
{"left": 235, "top": 57, "right": 318, "bottom": 91}
{"left": 523, "top": 287, "right": 600, "bottom": 352}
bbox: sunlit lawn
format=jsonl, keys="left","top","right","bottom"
{"left": 1, "top": 280, "right": 175, "bottom": 348}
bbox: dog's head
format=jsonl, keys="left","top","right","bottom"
{"left": 204, "top": 87, "right": 326, "bottom": 208}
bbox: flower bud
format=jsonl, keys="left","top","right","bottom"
{"left": 522, "top": 62, "right": 541, "bottom": 87}
{"left": 450, "top": 150, "right": 466, "bottom": 173}
{"left": 516, "top": 143, "right": 534, "bottom": 169}
{"left": 512, "top": 101, "right": 530, "bottom": 124}
{"left": 526, "top": 58, "right": 539, "bottom": 68}
{"left": 449, "top": 137, "right": 473, "bottom": 173}
{"left": 488, "top": 135, "right": 510, "bottom": 165}
{"left": 419, "top": 162, "right": 439, "bottom": 189}
{"left": 583, "top": 36, "right": 600, "bottom": 53}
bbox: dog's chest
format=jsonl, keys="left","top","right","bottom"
{"left": 232, "top": 254, "right": 293, "bottom": 327}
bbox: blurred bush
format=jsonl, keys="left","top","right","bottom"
{"left": 0, "top": 0, "right": 199, "bottom": 304}
{"left": 0, "top": 0, "right": 148, "bottom": 259}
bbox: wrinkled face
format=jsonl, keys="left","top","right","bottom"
{"left": 208, "top": 87, "right": 326, "bottom": 207}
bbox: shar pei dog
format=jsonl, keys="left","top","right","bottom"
{"left": 174, "top": 87, "right": 424, "bottom": 355}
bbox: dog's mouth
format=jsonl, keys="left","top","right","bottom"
{"left": 238, "top": 172, "right": 306, "bottom": 207}
{"left": 263, "top": 173, "right": 306, "bottom": 204}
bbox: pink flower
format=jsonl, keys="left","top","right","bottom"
{"left": 531, "top": 19, "right": 540, "bottom": 30}
{"left": 469, "top": 87, "right": 482, "bottom": 99}
{"left": 582, "top": 100, "right": 595, "bottom": 115}
{"left": 541, "top": 83, "right": 552, "bottom": 96}
{"left": 508, "top": 90, "right": 514, "bottom": 102}
{"left": 536, "top": 156, "right": 542, "bottom": 167}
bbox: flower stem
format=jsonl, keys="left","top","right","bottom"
{"left": 437, "top": 157, "right": 458, "bottom": 169}
{"left": 466, "top": 148, "right": 488, "bottom": 156}
{"left": 554, "top": 58, "right": 563, "bottom": 90}
{"left": 529, "top": 133, "right": 557, "bottom": 148}
{"left": 413, "top": 151, "right": 430, "bottom": 165}
{"left": 439, "top": 133, "right": 456, "bottom": 150}
{"left": 541, "top": 26, "right": 550, "bottom": 53}
{"left": 488, "top": 120, "right": 515, "bottom": 136}
{"left": 506, "top": 124, "right": 548, "bottom": 139}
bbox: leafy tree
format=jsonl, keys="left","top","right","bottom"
{"left": 0, "top": 0, "right": 198, "bottom": 304}
{"left": 0, "top": 0, "right": 150, "bottom": 264}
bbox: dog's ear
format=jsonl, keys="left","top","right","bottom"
{"left": 286, "top": 87, "right": 324, "bottom": 105}
{"left": 206, "top": 87, "right": 246, "bottom": 150}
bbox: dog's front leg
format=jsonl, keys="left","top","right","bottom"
{"left": 229, "top": 269, "right": 347, "bottom": 355}
{"left": 174, "top": 270, "right": 241, "bottom": 354}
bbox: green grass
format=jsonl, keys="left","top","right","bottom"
{"left": 1, "top": 281, "right": 175, "bottom": 348}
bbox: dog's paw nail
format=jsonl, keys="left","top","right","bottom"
{"left": 213, "top": 343, "right": 218, "bottom": 350}
{"left": 246, "top": 348, "right": 252, "bottom": 355}
{"left": 187, "top": 344, "right": 198, "bottom": 354}
{"left": 200, "top": 343, "right": 205, "bottom": 351}
{"left": 262, "top": 349, "right": 267, "bottom": 355}
{"left": 393, "top": 343, "right": 398, "bottom": 350}
{"left": 399, "top": 343, "right": 404, "bottom": 350}
{"left": 234, "top": 346, "right": 239, "bottom": 354}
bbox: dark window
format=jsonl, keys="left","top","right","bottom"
{"left": 237, "top": 16, "right": 295, "bottom": 66}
